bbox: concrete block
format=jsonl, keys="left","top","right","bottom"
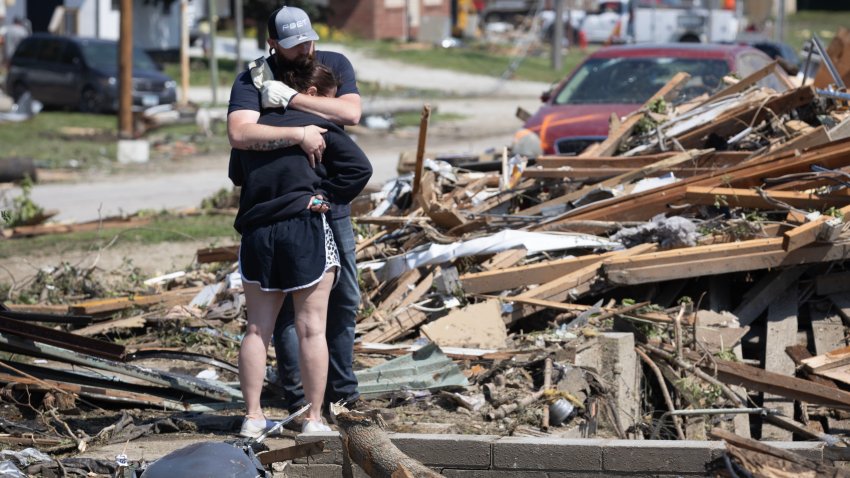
{"left": 493, "top": 437, "right": 605, "bottom": 471}
{"left": 293, "top": 432, "right": 344, "bottom": 465}
{"left": 283, "top": 463, "right": 342, "bottom": 477}
{"left": 117, "top": 139, "right": 150, "bottom": 164}
{"left": 603, "top": 440, "right": 721, "bottom": 473}
{"left": 599, "top": 332, "right": 640, "bottom": 436}
{"left": 391, "top": 433, "right": 496, "bottom": 468}
{"left": 443, "top": 470, "right": 547, "bottom": 478}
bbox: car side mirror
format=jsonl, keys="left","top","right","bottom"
{"left": 540, "top": 90, "right": 551, "bottom": 102}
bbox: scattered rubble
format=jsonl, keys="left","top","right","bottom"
{"left": 7, "top": 31, "right": 850, "bottom": 478}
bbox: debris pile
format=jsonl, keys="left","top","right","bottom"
{"left": 8, "top": 35, "right": 850, "bottom": 478}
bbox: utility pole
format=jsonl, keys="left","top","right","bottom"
{"left": 776, "top": 0, "right": 786, "bottom": 44}
{"left": 207, "top": 0, "right": 219, "bottom": 105}
{"left": 551, "top": 0, "right": 564, "bottom": 70}
{"left": 179, "top": 0, "right": 190, "bottom": 106}
{"left": 118, "top": 0, "right": 133, "bottom": 138}
{"left": 235, "top": 0, "right": 244, "bottom": 72}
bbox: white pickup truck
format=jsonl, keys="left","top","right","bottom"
{"left": 627, "top": 0, "right": 741, "bottom": 44}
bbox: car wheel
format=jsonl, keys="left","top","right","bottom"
{"left": 79, "top": 87, "right": 102, "bottom": 114}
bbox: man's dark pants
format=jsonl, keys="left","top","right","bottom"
{"left": 272, "top": 215, "right": 360, "bottom": 411}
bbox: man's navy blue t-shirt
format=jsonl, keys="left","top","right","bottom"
{"left": 228, "top": 50, "right": 360, "bottom": 219}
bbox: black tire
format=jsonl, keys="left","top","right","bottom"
{"left": 79, "top": 87, "right": 102, "bottom": 114}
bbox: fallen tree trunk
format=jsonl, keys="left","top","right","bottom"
{"left": 330, "top": 404, "right": 444, "bottom": 478}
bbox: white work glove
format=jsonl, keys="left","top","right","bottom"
{"left": 248, "top": 56, "right": 297, "bottom": 109}
{"left": 260, "top": 80, "right": 297, "bottom": 109}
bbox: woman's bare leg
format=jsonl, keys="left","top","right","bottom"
{"left": 240, "top": 282, "right": 285, "bottom": 419}
{"left": 291, "top": 271, "right": 335, "bottom": 422}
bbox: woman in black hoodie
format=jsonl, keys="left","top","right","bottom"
{"left": 231, "top": 64, "right": 372, "bottom": 436}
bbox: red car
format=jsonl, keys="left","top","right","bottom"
{"left": 513, "top": 43, "right": 780, "bottom": 156}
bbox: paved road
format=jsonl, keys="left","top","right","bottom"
{"left": 10, "top": 42, "right": 549, "bottom": 223}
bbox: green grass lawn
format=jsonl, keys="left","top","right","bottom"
{"left": 0, "top": 111, "right": 228, "bottom": 170}
{"left": 786, "top": 11, "right": 850, "bottom": 51}
{"left": 0, "top": 212, "right": 238, "bottom": 260}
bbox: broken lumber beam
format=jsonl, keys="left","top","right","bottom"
{"left": 703, "top": 60, "right": 783, "bottom": 104}
{"left": 782, "top": 205, "right": 849, "bottom": 252}
{"left": 732, "top": 267, "right": 808, "bottom": 326}
{"left": 196, "top": 245, "right": 238, "bottom": 263}
{"left": 459, "top": 251, "right": 619, "bottom": 295}
{"left": 677, "top": 86, "right": 816, "bottom": 150}
{"left": 522, "top": 166, "right": 712, "bottom": 180}
{"left": 534, "top": 153, "right": 677, "bottom": 169}
{"left": 541, "top": 99, "right": 850, "bottom": 226}
{"left": 706, "top": 359, "right": 850, "bottom": 408}
{"left": 360, "top": 307, "right": 428, "bottom": 344}
{"left": 506, "top": 244, "right": 655, "bottom": 324}
{"left": 69, "top": 286, "right": 204, "bottom": 315}
{"left": 603, "top": 239, "right": 850, "bottom": 286}
{"left": 683, "top": 186, "right": 850, "bottom": 210}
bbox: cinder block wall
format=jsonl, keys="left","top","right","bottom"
{"left": 285, "top": 432, "right": 825, "bottom": 477}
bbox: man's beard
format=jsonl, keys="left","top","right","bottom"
{"left": 274, "top": 50, "right": 315, "bottom": 78}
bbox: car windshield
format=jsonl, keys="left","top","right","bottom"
{"left": 554, "top": 57, "right": 729, "bottom": 105}
{"left": 80, "top": 42, "right": 159, "bottom": 71}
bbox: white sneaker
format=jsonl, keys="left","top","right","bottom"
{"left": 301, "top": 419, "right": 332, "bottom": 433}
{"left": 239, "top": 417, "right": 281, "bottom": 439}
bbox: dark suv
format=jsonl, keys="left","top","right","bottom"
{"left": 6, "top": 34, "right": 177, "bottom": 113}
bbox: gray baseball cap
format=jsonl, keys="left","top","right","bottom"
{"left": 267, "top": 6, "right": 320, "bottom": 49}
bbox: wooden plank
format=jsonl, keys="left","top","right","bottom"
{"left": 478, "top": 248, "right": 527, "bottom": 271}
{"left": 522, "top": 166, "right": 713, "bottom": 179}
{"left": 786, "top": 344, "right": 839, "bottom": 389}
{"left": 360, "top": 307, "right": 428, "bottom": 344}
{"left": 604, "top": 241, "right": 850, "bottom": 287}
{"left": 677, "top": 86, "right": 816, "bottom": 150}
{"left": 770, "top": 125, "right": 831, "bottom": 155}
{"left": 783, "top": 205, "right": 850, "bottom": 252}
{"left": 4, "top": 216, "right": 153, "bottom": 238}
{"left": 534, "top": 153, "right": 675, "bottom": 169}
{"left": 683, "top": 186, "right": 850, "bottom": 210}
{"left": 708, "top": 359, "right": 850, "bottom": 408}
{"left": 197, "top": 245, "right": 238, "bottom": 263}
{"left": 733, "top": 267, "right": 807, "bottom": 326}
{"left": 460, "top": 251, "right": 618, "bottom": 295}
{"left": 507, "top": 244, "right": 654, "bottom": 324}
{"left": 810, "top": 305, "right": 846, "bottom": 356}
{"left": 69, "top": 286, "right": 204, "bottom": 315}
{"left": 376, "top": 268, "right": 422, "bottom": 313}
{"left": 73, "top": 315, "right": 146, "bottom": 336}
{"left": 542, "top": 127, "right": 850, "bottom": 226}
{"left": 702, "top": 60, "right": 780, "bottom": 104}
{"left": 761, "top": 285, "right": 798, "bottom": 440}
{"left": 2, "top": 303, "right": 69, "bottom": 314}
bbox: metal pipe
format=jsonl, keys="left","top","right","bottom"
{"left": 650, "top": 407, "right": 773, "bottom": 440}
{"left": 816, "top": 88, "right": 850, "bottom": 102}
{"left": 813, "top": 34, "right": 846, "bottom": 89}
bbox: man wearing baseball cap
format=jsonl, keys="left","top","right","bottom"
{"left": 227, "top": 5, "right": 364, "bottom": 432}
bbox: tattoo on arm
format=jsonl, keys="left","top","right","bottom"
{"left": 246, "top": 138, "right": 296, "bottom": 151}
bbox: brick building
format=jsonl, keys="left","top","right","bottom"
{"left": 326, "top": 0, "right": 452, "bottom": 42}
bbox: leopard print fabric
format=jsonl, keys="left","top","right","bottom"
{"left": 322, "top": 214, "right": 340, "bottom": 272}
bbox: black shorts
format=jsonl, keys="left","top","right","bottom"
{"left": 239, "top": 210, "right": 339, "bottom": 292}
